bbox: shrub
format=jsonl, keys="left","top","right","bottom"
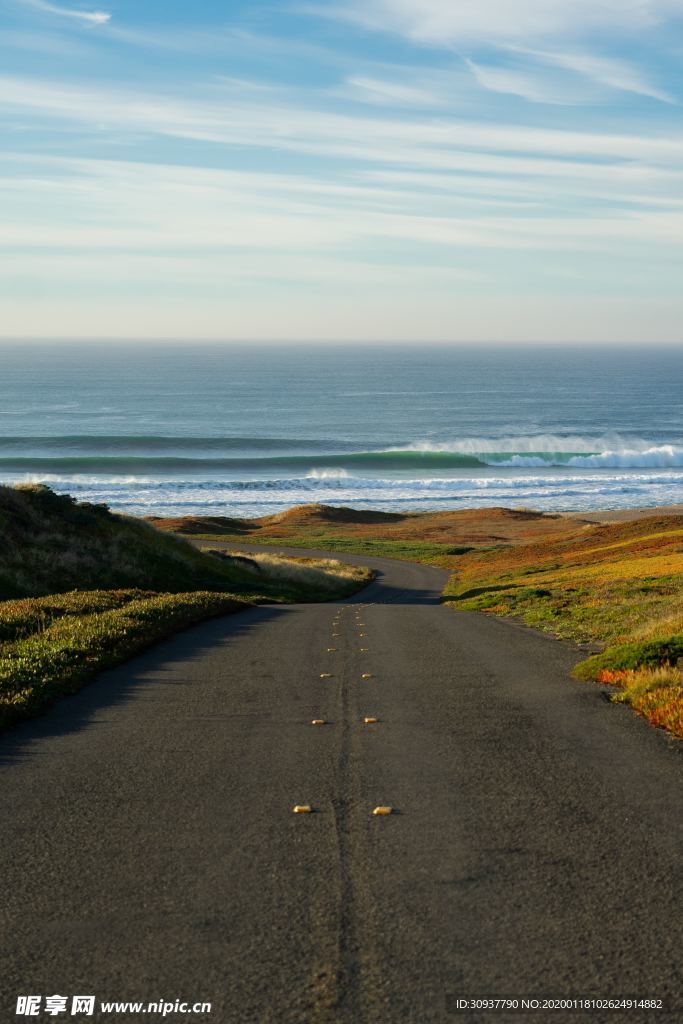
{"left": 0, "top": 590, "right": 153, "bottom": 642}
{"left": 573, "top": 635, "right": 683, "bottom": 681}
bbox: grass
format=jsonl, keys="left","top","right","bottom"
{"left": 0, "top": 589, "right": 154, "bottom": 642}
{"left": 203, "top": 548, "right": 373, "bottom": 599}
{"left": 442, "top": 515, "right": 683, "bottom": 738}
{"left": 199, "top": 533, "right": 467, "bottom": 565}
{"left": 152, "top": 502, "right": 571, "bottom": 569}
{"left": 0, "top": 484, "right": 232, "bottom": 598}
{"left": 593, "top": 667, "right": 683, "bottom": 737}
{"left": 0, "top": 591, "right": 246, "bottom": 731}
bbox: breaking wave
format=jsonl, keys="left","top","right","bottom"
{"left": 2, "top": 442, "right": 683, "bottom": 473}
{"left": 3, "top": 433, "right": 683, "bottom": 516}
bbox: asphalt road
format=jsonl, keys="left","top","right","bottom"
{"left": 1, "top": 547, "right": 681, "bottom": 1024}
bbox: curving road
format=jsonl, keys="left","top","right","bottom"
{"left": 1, "top": 548, "right": 682, "bottom": 1024}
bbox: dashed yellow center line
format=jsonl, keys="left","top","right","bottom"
{"left": 294, "top": 609, "right": 395, "bottom": 822}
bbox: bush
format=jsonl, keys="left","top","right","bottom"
{"left": 0, "top": 589, "right": 154, "bottom": 642}
{"left": 0, "top": 591, "right": 246, "bottom": 731}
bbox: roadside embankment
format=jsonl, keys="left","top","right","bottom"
{"left": 0, "top": 590, "right": 247, "bottom": 731}
{"left": 443, "top": 515, "right": 683, "bottom": 737}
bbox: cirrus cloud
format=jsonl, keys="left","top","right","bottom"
{"left": 319, "top": 0, "right": 682, "bottom": 44}
{"left": 22, "top": 0, "right": 111, "bottom": 24}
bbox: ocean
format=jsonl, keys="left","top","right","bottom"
{"left": 1, "top": 342, "right": 683, "bottom": 518}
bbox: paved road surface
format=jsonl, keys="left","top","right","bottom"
{"left": 1, "top": 548, "right": 681, "bottom": 1024}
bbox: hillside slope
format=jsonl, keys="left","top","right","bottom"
{"left": 149, "top": 502, "right": 586, "bottom": 564}
{"left": 0, "top": 485, "right": 261, "bottom": 599}
{"left": 443, "top": 514, "right": 683, "bottom": 737}
{"left": 0, "top": 487, "right": 370, "bottom": 602}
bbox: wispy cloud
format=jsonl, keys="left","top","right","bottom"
{"left": 2, "top": 74, "right": 682, "bottom": 169}
{"left": 311, "top": 0, "right": 681, "bottom": 115}
{"left": 22, "top": 0, "right": 111, "bottom": 25}
{"left": 464, "top": 50, "right": 673, "bottom": 106}
{"left": 3, "top": 151, "right": 683, "bottom": 277}
{"left": 339, "top": 75, "right": 441, "bottom": 106}
{"left": 317, "top": 1, "right": 677, "bottom": 45}
{"left": 505, "top": 46, "right": 675, "bottom": 103}
{"left": 464, "top": 59, "right": 584, "bottom": 105}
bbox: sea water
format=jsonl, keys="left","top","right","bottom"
{"left": 1, "top": 342, "right": 682, "bottom": 517}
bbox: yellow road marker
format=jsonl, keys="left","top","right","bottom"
{"left": 372, "top": 806, "right": 393, "bottom": 816}
{"left": 332, "top": 633, "right": 341, "bottom": 637}
{"left": 311, "top": 719, "right": 326, "bottom": 726}
{"left": 359, "top": 633, "right": 367, "bottom": 637}
{"left": 327, "top": 647, "right": 338, "bottom": 652}
{"left": 293, "top": 805, "right": 313, "bottom": 814}
{"left": 360, "top": 648, "right": 369, "bottom": 652}
{"left": 363, "top": 716, "right": 378, "bottom": 724}
{"left": 361, "top": 673, "right": 372, "bottom": 679}
{"left": 320, "top": 673, "right": 333, "bottom": 679}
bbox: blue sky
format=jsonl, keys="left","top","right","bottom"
{"left": 1, "top": 0, "right": 682, "bottom": 341}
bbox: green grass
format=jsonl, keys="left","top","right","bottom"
{"left": 0, "top": 589, "right": 156, "bottom": 642}
{"left": 445, "top": 577, "right": 683, "bottom": 648}
{"left": 191, "top": 532, "right": 468, "bottom": 565}
{"left": 0, "top": 591, "right": 246, "bottom": 731}
{"left": 573, "top": 635, "right": 683, "bottom": 681}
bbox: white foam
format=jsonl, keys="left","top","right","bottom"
{"left": 396, "top": 434, "right": 630, "bottom": 455}
{"left": 567, "top": 445, "right": 683, "bottom": 468}
{"left": 306, "top": 468, "right": 351, "bottom": 479}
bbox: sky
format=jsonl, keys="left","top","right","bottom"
{"left": 1, "top": 0, "right": 682, "bottom": 342}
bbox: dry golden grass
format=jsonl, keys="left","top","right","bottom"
{"left": 203, "top": 549, "right": 372, "bottom": 592}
